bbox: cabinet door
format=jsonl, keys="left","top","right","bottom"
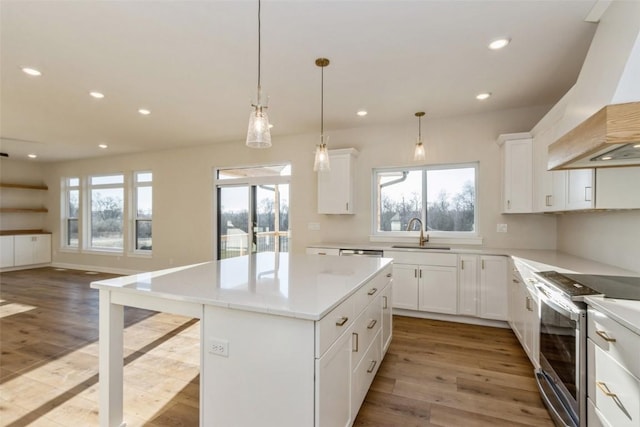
{"left": 418, "top": 266, "right": 458, "bottom": 314}
{"left": 33, "top": 235, "right": 51, "bottom": 264}
{"left": 458, "top": 255, "right": 478, "bottom": 316}
{"left": 503, "top": 139, "right": 533, "bottom": 213}
{"left": 381, "top": 285, "right": 392, "bottom": 354}
{"left": 14, "top": 235, "right": 34, "bottom": 266}
{"left": 566, "top": 169, "right": 594, "bottom": 210}
{"left": 479, "top": 256, "right": 508, "bottom": 320}
{"left": 1, "top": 236, "right": 15, "bottom": 268}
{"left": 318, "top": 150, "right": 356, "bottom": 214}
{"left": 316, "top": 329, "right": 353, "bottom": 427}
{"left": 523, "top": 286, "right": 540, "bottom": 368}
{"left": 391, "top": 264, "right": 419, "bottom": 310}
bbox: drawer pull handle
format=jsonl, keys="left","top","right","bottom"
{"left": 512, "top": 279, "right": 520, "bottom": 284}
{"left": 352, "top": 333, "right": 359, "bottom": 352}
{"left": 383, "top": 296, "right": 388, "bottom": 309}
{"left": 525, "top": 297, "right": 532, "bottom": 312}
{"left": 595, "top": 330, "right": 616, "bottom": 342}
{"left": 336, "top": 317, "right": 349, "bottom": 326}
{"left": 386, "top": 273, "right": 392, "bottom": 278}
{"left": 367, "top": 319, "right": 377, "bottom": 329}
{"left": 367, "top": 288, "right": 378, "bottom": 296}
{"left": 367, "top": 360, "right": 377, "bottom": 373}
{"left": 596, "top": 382, "right": 617, "bottom": 398}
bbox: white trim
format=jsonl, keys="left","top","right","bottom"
{"left": 369, "top": 235, "right": 483, "bottom": 245}
{"left": 81, "top": 249, "right": 124, "bottom": 256}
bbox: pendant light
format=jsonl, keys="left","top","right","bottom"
{"left": 246, "top": 0, "right": 271, "bottom": 148}
{"left": 413, "top": 111, "right": 426, "bottom": 161}
{"left": 313, "top": 58, "right": 331, "bottom": 172}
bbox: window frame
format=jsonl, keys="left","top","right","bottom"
{"left": 132, "top": 171, "right": 153, "bottom": 255}
{"left": 86, "top": 173, "right": 126, "bottom": 253}
{"left": 61, "top": 177, "right": 81, "bottom": 250}
{"left": 370, "top": 162, "right": 481, "bottom": 244}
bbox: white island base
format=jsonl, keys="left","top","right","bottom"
{"left": 92, "top": 253, "right": 393, "bottom": 427}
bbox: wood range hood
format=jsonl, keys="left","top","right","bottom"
{"left": 548, "top": 102, "right": 640, "bottom": 170}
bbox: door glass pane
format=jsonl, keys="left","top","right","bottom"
{"left": 255, "top": 184, "right": 289, "bottom": 253}
{"left": 426, "top": 167, "right": 475, "bottom": 232}
{"left": 219, "top": 186, "right": 249, "bottom": 259}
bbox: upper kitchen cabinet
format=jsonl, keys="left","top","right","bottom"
{"left": 497, "top": 133, "right": 533, "bottom": 213}
{"left": 318, "top": 148, "right": 358, "bottom": 214}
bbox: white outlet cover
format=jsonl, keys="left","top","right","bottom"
{"left": 209, "top": 338, "right": 229, "bottom": 357}
{"left": 497, "top": 223, "right": 508, "bottom": 233}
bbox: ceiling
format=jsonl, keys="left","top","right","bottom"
{"left": 0, "top": 0, "right": 600, "bottom": 163}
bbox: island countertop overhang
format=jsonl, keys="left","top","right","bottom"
{"left": 90, "top": 252, "right": 393, "bottom": 321}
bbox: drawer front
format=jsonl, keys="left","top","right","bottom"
{"left": 383, "top": 251, "right": 457, "bottom": 267}
{"left": 316, "top": 297, "right": 354, "bottom": 358}
{"left": 306, "top": 247, "right": 340, "bottom": 256}
{"left": 588, "top": 340, "right": 640, "bottom": 427}
{"left": 588, "top": 308, "right": 640, "bottom": 378}
{"left": 351, "top": 330, "right": 382, "bottom": 420}
{"left": 588, "top": 398, "right": 612, "bottom": 427}
{"left": 353, "top": 265, "right": 391, "bottom": 316}
{"left": 351, "top": 300, "right": 382, "bottom": 369}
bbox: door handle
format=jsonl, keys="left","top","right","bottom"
{"left": 336, "top": 316, "right": 348, "bottom": 326}
{"left": 595, "top": 330, "right": 616, "bottom": 342}
{"left": 367, "top": 319, "right": 377, "bottom": 329}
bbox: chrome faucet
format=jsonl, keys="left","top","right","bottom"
{"left": 406, "top": 217, "right": 429, "bottom": 246}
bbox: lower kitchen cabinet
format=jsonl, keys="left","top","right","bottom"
{"left": 419, "top": 265, "right": 458, "bottom": 314}
{"left": 458, "top": 255, "right": 509, "bottom": 321}
{"left": 587, "top": 306, "right": 640, "bottom": 427}
{"left": 509, "top": 259, "right": 540, "bottom": 368}
{"left": 1, "top": 235, "right": 14, "bottom": 268}
{"left": 389, "top": 262, "right": 419, "bottom": 310}
{"left": 381, "top": 284, "right": 392, "bottom": 353}
{"left": 316, "top": 328, "right": 353, "bottom": 427}
{"left": 7, "top": 234, "right": 51, "bottom": 267}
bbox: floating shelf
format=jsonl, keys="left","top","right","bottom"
{"left": 0, "top": 207, "right": 48, "bottom": 213}
{"left": 0, "top": 183, "right": 48, "bottom": 191}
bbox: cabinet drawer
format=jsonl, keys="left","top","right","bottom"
{"left": 351, "top": 330, "right": 382, "bottom": 420}
{"left": 316, "top": 297, "right": 354, "bottom": 358}
{"left": 351, "top": 299, "right": 382, "bottom": 369}
{"left": 588, "top": 308, "right": 640, "bottom": 378}
{"left": 588, "top": 398, "right": 611, "bottom": 427}
{"left": 306, "top": 247, "right": 340, "bottom": 256}
{"left": 588, "top": 340, "right": 640, "bottom": 427}
{"left": 353, "top": 265, "right": 391, "bottom": 316}
{"left": 383, "top": 251, "right": 456, "bottom": 266}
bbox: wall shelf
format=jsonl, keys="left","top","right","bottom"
{"left": 0, "top": 207, "right": 48, "bottom": 213}
{"left": 0, "top": 183, "right": 48, "bottom": 191}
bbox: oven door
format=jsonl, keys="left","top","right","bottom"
{"left": 536, "top": 286, "right": 586, "bottom": 427}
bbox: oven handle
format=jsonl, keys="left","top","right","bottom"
{"left": 536, "top": 284, "right": 582, "bottom": 321}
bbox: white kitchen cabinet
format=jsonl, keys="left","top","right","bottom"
{"left": 316, "top": 327, "right": 353, "bottom": 427}
{"left": 389, "top": 262, "right": 419, "bottom": 310}
{"left": 458, "top": 254, "right": 479, "bottom": 316}
{"left": 306, "top": 247, "right": 340, "bottom": 256}
{"left": 566, "top": 169, "right": 594, "bottom": 210}
{"left": 458, "top": 254, "right": 509, "bottom": 321}
{"left": 317, "top": 148, "right": 358, "bottom": 214}
{"left": 510, "top": 258, "right": 540, "bottom": 368}
{"left": 381, "top": 284, "right": 393, "bottom": 353}
{"left": 498, "top": 134, "right": 533, "bottom": 213}
{"left": 419, "top": 265, "right": 458, "bottom": 314}
{"left": 14, "top": 234, "right": 51, "bottom": 266}
{"left": 1, "top": 235, "right": 15, "bottom": 268}
{"left": 478, "top": 256, "right": 508, "bottom": 320}
{"left": 587, "top": 307, "right": 640, "bottom": 427}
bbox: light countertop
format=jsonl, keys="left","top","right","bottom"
{"left": 91, "top": 253, "right": 392, "bottom": 321}
{"left": 585, "top": 296, "right": 640, "bottom": 336}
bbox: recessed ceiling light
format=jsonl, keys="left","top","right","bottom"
{"left": 22, "top": 67, "right": 42, "bottom": 76}
{"left": 268, "top": 123, "right": 274, "bottom": 129}
{"left": 634, "top": 144, "right": 640, "bottom": 148}
{"left": 27, "top": 153, "right": 37, "bottom": 159}
{"left": 488, "top": 38, "right": 510, "bottom": 50}
{"left": 138, "top": 108, "right": 151, "bottom": 115}
{"left": 90, "top": 91, "right": 105, "bottom": 99}
{"left": 476, "top": 92, "right": 492, "bottom": 100}
{"left": 98, "top": 144, "right": 108, "bottom": 149}
{"left": 601, "top": 156, "right": 613, "bottom": 160}
{"left": 356, "top": 110, "right": 368, "bottom": 117}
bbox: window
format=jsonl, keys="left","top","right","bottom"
{"left": 89, "top": 174, "right": 124, "bottom": 251}
{"left": 373, "top": 163, "right": 477, "bottom": 238}
{"left": 63, "top": 177, "right": 80, "bottom": 248}
{"left": 215, "top": 164, "right": 291, "bottom": 260}
{"left": 134, "top": 172, "right": 152, "bottom": 252}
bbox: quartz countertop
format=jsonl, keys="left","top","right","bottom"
{"left": 91, "top": 253, "right": 392, "bottom": 321}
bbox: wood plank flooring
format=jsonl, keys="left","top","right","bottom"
{"left": 0, "top": 267, "right": 553, "bottom": 426}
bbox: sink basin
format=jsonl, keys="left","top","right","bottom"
{"left": 391, "top": 245, "right": 450, "bottom": 250}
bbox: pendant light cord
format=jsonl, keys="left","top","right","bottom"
{"left": 418, "top": 115, "right": 421, "bottom": 140}
{"left": 257, "top": 0, "right": 262, "bottom": 93}
{"left": 320, "top": 65, "right": 324, "bottom": 143}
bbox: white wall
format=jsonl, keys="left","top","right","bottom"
{"left": 557, "top": 211, "right": 640, "bottom": 274}
{"left": 0, "top": 158, "right": 47, "bottom": 231}
{"left": 29, "top": 104, "right": 553, "bottom": 273}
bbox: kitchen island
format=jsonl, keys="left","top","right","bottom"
{"left": 91, "top": 252, "right": 393, "bottom": 427}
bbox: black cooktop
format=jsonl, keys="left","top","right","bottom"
{"left": 536, "top": 271, "right": 640, "bottom": 301}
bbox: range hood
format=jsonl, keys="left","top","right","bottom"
{"left": 548, "top": 102, "right": 640, "bottom": 170}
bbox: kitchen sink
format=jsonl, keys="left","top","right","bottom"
{"left": 391, "top": 245, "right": 450, "bottom": 250}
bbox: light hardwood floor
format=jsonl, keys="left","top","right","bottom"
{"left": 0, "top": 267, "right": 553, "bottom": 426}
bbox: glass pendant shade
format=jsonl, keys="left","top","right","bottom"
{"left": 414, "top": 139, "right": 425, "bottom": 161}
{"left": 313, "top": 142, "right": 330, "bottom": 172}
{"left": 246, "top": 105, "right": 271, "bottom": 148}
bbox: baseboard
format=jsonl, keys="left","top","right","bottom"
{"left": 392, "top": 308, "right": 510, "bottom": 329}
{"left": 1, "top": 262, "right": 52, "bottom": 273}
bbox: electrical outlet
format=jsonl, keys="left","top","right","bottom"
{"left": 497, "top": 223, "right": 508, "bottom": 233}
{"left": 308, "top": 222, "right": 320, "bottom": 230}
{"left": 209, "top": 338, "right": 229, "bottom": 357}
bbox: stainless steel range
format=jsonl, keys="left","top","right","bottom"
{"left": 533, "top": 271, "right": 640, "bottom": 427}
